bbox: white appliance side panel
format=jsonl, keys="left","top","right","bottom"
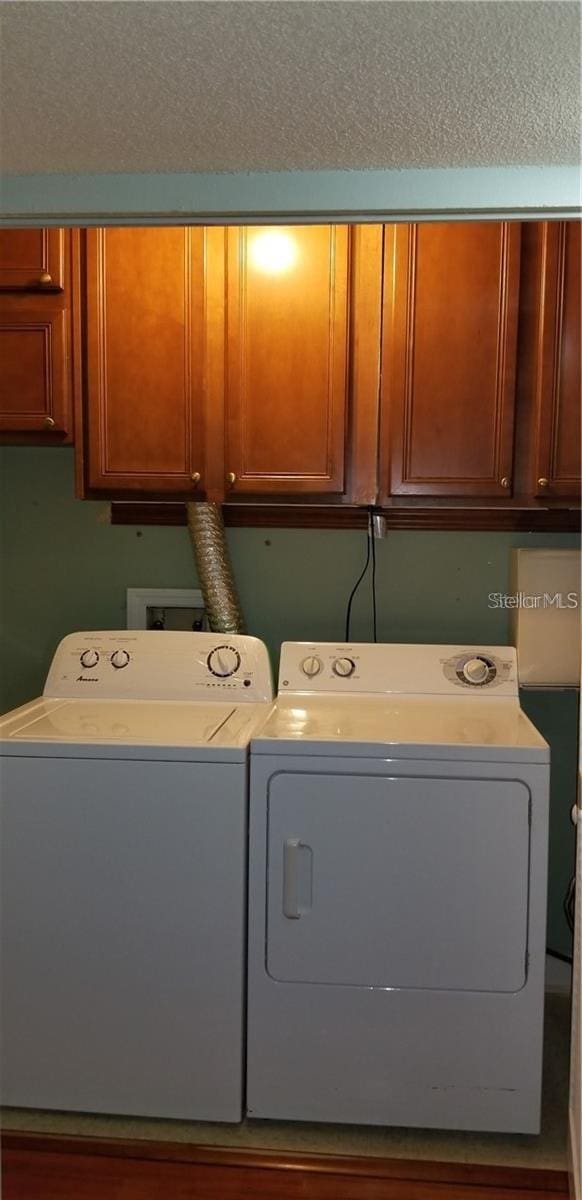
{"left": 248, "top": 755, "right": 550, "bottom": 1132}
{"left": 266, "top": 773, "right": 530, "bottom": 993}
{"left": 569, "top": 802, "right": 582, "bottom": 1200}
{"left": 510, "top": 549, "right": 581, "bottom": 686}
{"left": 1, "top": 757, "right": 247, "bottom": 1121}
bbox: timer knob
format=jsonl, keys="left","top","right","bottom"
{"left": 333, "top": 656, "right": 356, "bottom": 678}
{"left": 462, "top": 657, "right": 489, "bottom": 685}
{"left": 80, "top": 649, "right": 99, "bottom": 668}
{"left": 110, "top": 649, "right": 130, "bottom": 670}
{"left": 301, "top": 655, "right": 323, "bottom": 678}
{"left": 207, "top": 645, "right": 241, "bottom": 678}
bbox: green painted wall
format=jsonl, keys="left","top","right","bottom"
{"left": 0, "top": 446, "right": 578, "bottom": 953}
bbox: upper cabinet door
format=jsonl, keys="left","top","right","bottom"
{"left": 380, "top": 223, "right": 521, "bottom": 499}
{"left": 224, "top": 226, "right": 349, "bottom": 496}
{"left": 0, "top": 309, "right": 71, "bottom": 435}
{"left": 531, "top": 222, "right": 581, "bottom": 500}
{"left": 0, "top": 229, "right": 65, "bottom": 291}
{"left": 84, "top": 228, "right": 207, "bottom": 496}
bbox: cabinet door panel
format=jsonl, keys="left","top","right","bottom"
{"left": 225, "top": 226, "right": 349, "bottom": 495}
{"left": 533, "top": 222, "right": 581, "bottom": 499}
{"left": 0, "top": 229, "right": 65, "bottom": 291}
{"left": 381, "top": 223, "right": 521, "bottom": 498}
{"left": 85, "top": 229, "right": 206, "bottom": 495}
{"left": 0, "top": 309, "right": 70, "bottom": 434}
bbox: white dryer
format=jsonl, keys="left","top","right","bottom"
{"left": 0, "top": 630, "right": 273, "bottom": 1121}
{"left": 247, "top": 642, "right": 550, "bottom": 1133}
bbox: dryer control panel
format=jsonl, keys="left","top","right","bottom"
{"left": 278, "top": 643, "right": 518, "bottom": 696}
{"left": 44, "top": 631, "right": 273, "bottom": 702}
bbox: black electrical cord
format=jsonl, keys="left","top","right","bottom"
{"left": 344, "top": 510, "right": 379, "bottom": 642}
{"left": 370, "top": 511, "right": 378, "bottom": 643}
{"left": 564, "top": 874, "right": 576, "bottom": 934}
{"left": 344, "top": 515, "right": 372, "bottom": 642}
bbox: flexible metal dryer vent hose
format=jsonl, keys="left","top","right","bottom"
{"left": 186, "top": 503, "right": 246, "bottom": 634}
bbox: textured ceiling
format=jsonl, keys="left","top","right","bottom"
{"left": 1, "top": 1, "right": 580, "bottom": 176}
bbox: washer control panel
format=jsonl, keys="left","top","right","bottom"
{"left": 280, "top": 643, "right": 517, "bottom": 696}
{"left": 44, "top": 631, "right": 273, "bottom": 701}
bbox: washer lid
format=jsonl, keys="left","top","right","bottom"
{"left": 0, "top": 697, "right": 273, "bottom": 760}
{"left": 251, "top": 695, "right": 549, "bottom": 762}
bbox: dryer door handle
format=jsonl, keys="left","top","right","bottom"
{"left": 283, "top": 839, "right": 301, "bottom": 919}
{"left": 282, "top": 838, "right": 312, "bottom": 919}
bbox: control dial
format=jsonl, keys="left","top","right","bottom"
{"left": 462, "top": 656, "right": 492, "bottom": 686}
{"left": 110, "top": 649, "right": 130, "bottom": 670}
{"left": 80, "top": 649, "right": 99, "bottom": 669}
{"left": 301, "top": 655, "right": 323, "bottom": 678}
{"left": 207, "top": 645, "right": 241, "bottom": 678}
{"left": 332, "top": 656, "right": 356, "bottom": 678}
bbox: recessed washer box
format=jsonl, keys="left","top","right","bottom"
{"left": 126, "top": 588, "right": 206, "bottom": 632}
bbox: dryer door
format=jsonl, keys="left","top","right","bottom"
{"left": 266, "top": 771, "right": 530, "bottom": 993}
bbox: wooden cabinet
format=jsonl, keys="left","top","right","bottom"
{"left": 379, "top": 222, "right": 521, "bottom": 500}
{"left": 80, "top": 225, "right": 382, "bottom": 504}
{"left": 83, "top": 227, "right": 209, "bottom": 497}
{"left": 0, "top": 311, "right": 71, "bottom": 435}
{"left": 0, "top": 229, "right": 65, "bottom": 291}
{"left": 0, "top": 229, "right": 75, "bottom": 442}
{"left": 518, "top": 222, "right": 580, "bottom": 501}
{"left": 70, "top": 220, "right": 579, "bottom": 520}
{"left": 224, "top": 226, "right": 349, "bottom": 496}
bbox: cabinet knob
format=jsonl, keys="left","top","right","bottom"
{"left": 227, "top": 472, "right": 237, "bottom": 487}
{"left": 190, "top": 471, "right": 201, "bottom": 485}
{"left": 44, "top": 416, "right": 56, "bottom": 428}
{"left": 500, "top": 477, "right": 511, "bottom": 489}
{"left": 38, "top": 272, "right": 53, "bottom": 286}
{"left": 538, "top": 477, "right": 549, "bottom": 489}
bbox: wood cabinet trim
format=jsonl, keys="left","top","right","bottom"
{"left": 110, "top": 500, "right": 580, "bottom": 533}
{"left": 531, "top": 222, "right": 581, "bottom": 496}
{"left": 345, "top": 224, "right": 383, "bottom": 504}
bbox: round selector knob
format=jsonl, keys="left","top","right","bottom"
{"left": 462, "top": 657, "right": 490, "bottom": 685}
{"left": 301, "top": 655, "right": 323, "bottom": 678}
{"left": 207, "top": 645, "right": 241, "bottom": 678}
{"left": 80, "top": 648, "right": 99, "bottom": 669}
{"left": 110, "top": 649, "right": 130, "bottom": 670}
{"left": 332, "top": 656, "right": 356, "bottom": 678}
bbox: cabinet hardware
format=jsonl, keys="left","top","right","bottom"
{"left": 500, "top": 477, "right": 511, "bottom": 489}
{"left": 44, "top": 416, "right": 56, "bottom": 428}
{"left": 538, "top": 478, "right": 549, "bottom": 489}
{"left": 190, "top": 472, "right": 201, "bottom": 485}
{"left": 227, "top": 472, "right": 237, "bottom": 486}
{"left": 38, "top": 272, "right": 53, "bottom": 286}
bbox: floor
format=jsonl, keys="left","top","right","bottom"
{"left": 1, "top": 992, "right": 571, "bottom": 1174}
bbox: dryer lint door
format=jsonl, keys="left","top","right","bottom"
{"left": 266, "top": 771, "right": 531, "bottom": 993}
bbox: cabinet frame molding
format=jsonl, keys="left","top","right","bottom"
{"left": 530, "top": 222, "right": 581, "bottom": 499}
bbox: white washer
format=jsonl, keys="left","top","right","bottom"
{"left": 247, "top": 642, "right": 550, "bottom": 1133}
{"left": 0, "top": 630, "right": 273, "bottom": 1121}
